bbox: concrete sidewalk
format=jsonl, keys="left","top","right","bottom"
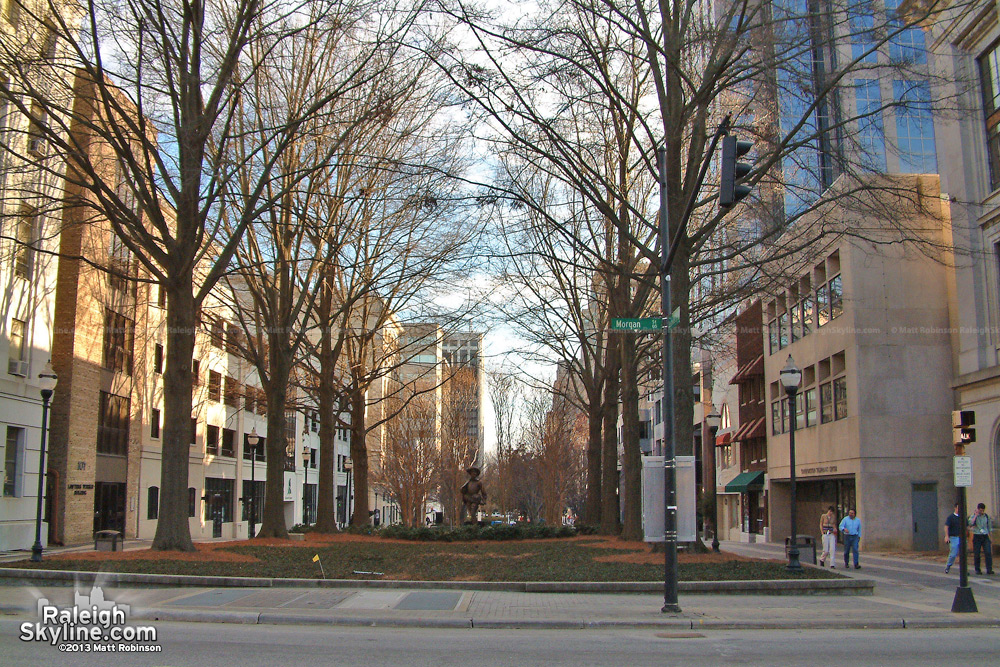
{"left": 1, "top": 539, "right": 996, "bottom": 631}
{"left": 0, "top": 579, "right": 997, "bottom": 630}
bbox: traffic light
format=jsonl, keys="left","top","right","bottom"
{"left": 719, "top": 135, "right": 753, "bottom": 210}
{"left": 953, "top": 410, "right": 975, "bottom": 446}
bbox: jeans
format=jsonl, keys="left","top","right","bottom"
{"left": 972, "top": 535, "right": 993, "bottom": 573}
{"left": 843, "top": 534, "right": 860, "bottom": 567}
{"left": 820, "top": 532, "right": 836, "bottom": 565}
{"left": 946, "top": 536, "right": 960, "bottom": 570}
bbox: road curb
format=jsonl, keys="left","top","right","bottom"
{"left": 0, "top": 568, "right": 873, "bottom": 595}
{"left": 2, "top": 601, "right": 997, "bottom": 630}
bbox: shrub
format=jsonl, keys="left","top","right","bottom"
{"left": 376, "top": 523, "right": 579, "bottom": 541}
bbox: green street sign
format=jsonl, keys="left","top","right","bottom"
{"left": 611, "top": 317, "right": 662, "bottom": 332}
{"left": 611, "top": 309, "right": 681, "bottom": 332}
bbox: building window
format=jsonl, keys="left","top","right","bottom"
{"left": 192, "top": 359, "right": 201, "bottom": 384}
{"left": 14, "top": 207, "right": 35, "bottom": 280}
{"left": 816, "top": 283, "right": 830, "bottom": 327}
{"left": 244, "top": 389, "right": 256, "bottom": 415}
{"left": 855, "top": 79, "right": 887, "bottom": 171}
{"left": 829, "top": 275, "right": 843, "bottom": 320}
{"left": 893, "top": 80, "right": 937, "bottom": 174}
{"left": 226, "top": 325, "right": 243, "bottom": 356}
{"left": 97, "top": 392, "right": 130, "bottom": 456}
{"left": 154, "top": 344, "right": 163, "bottom": 374}
{"left": 220, "top": 428, "right": 235, "bottom": 457}
{"left": 243, "top": 433, "right": 266, "bottom": 461}
{"left": 801, "top": 295, "right": 813, "bottom": 338}
{"left": 108, "top": 233, "right": 132, "bottom": 293}
{"left": 204, "top": 477, "right": 234, "bottom": 523}
{"left": 790, "top": 302, "right": 801, "bottom": 342}
{"left": 208, "top": 370, "right": 221, "bottom": 402}
{"left": 3, "top": 426, "right": 23, "bottom": 496}
{"left": 241, "top": 480, "right": 265, "bottom": 523}
{"left": 224, "top": 377, "right": 240, "bottom": 408}
{"left": 979, "top": 40, "right": 1000, "bottom": 190}
{"left": 848, "top": 0, "right": 877, "bottom": 64}
{"left": 820, "top": 382, "right": 834, "bottom": 424}
{"left": 768, "top": 319, "right": 777, "bottom": 354}
{"left": 206, "top": 425, "right": 220, "bottom": 455}
{"left": 150, "top": 408, "right": 160, "bottom": 438}
{"left": 188, "top": 487, "right": 196, "bottom": 517}
{"left": 147, "top": 486, "right": 159, "bottom": 520}
{"left": 833, "top": 376, "right": 848, "bottom": 420}
{"left": 103, "top": 309, "right": 135, "bottom": 375}
{"left": 209, "top": 317, "right": 224, "bottom": 348}
{"left": 886, "top": 0, "right": 926, "bottom": 65}
{"left": 777, "top": 311, "right": 789, "bottom": 349}
{"left": 190, "top": 418, "right": 197, "bottom": 446}
{"left": 771, "top": 401, "right": 781, "bottom": 435}
{"left": 7, "top": 318, "right": 26, "bottom": 376}
{"left": 157, "top": 285, "right": 167, "bottom": 309}
{"left": 804, "top": 387, "right": 817, "bottom": 427}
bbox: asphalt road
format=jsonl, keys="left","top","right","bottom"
{"left": 1, "top": 619, "right": 998, "bottom": 666}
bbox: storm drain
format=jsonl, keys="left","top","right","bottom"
{"left": 394, "top": 591, "right": 463, "bottom": 611}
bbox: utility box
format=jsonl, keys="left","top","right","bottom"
{"left": 642, "top": 456, "right": 696, "bottom": 542}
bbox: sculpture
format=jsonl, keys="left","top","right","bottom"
{"left": 460, "top": 466, "right": 487, "bottom": 524}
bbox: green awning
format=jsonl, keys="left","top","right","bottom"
{"left": 725, "top": 471, "right": 765, "bottom": 493}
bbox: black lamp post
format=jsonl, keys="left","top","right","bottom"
{"left": 247, "top": 428, "right": 259, "bottom": 539}
{"left": 705, "top": 406, "right": 722, "bottom": 553}
{"left": 344, "top": 457, "right": 353, "bottom": 527}
{"left": 779, "top": 355, "right": 803, "bottom": 572}
{"left": 301, "top": 445, "right": 311, "bottom": 526}
{"left": 30, "top": 362, "right": 58, "bottom": 562}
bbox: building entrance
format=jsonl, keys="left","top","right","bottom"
{"left": 93, "top": 482, "right": 126, "bottom": 535}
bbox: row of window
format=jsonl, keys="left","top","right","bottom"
{"left": 770, "top": 376, "right": 848, "bottom": 435}
{"left": 768, "top": 275, "right": 843, "bottom": 354}
{"left": 145, "top": 479, "right": 323, "bottom": 525}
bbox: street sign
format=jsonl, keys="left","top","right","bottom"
{"left": 611, "top": 317, "right": 662, "bottom": 332}
{"left": 611, "top": 309, "right": 681, "bottom": 332}
{"left": 954, "top": 456, "right": 973, "bottom": 488}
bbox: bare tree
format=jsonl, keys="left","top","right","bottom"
{"left": 0, "top": 0, "right": 409, "bottom": 550}
{"left": 376, "top": 391, "right": 438, "bottom": 527}
{"left": 438, "top": 365, "right": 481, "bottom": 525}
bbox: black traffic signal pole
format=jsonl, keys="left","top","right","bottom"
{"left": 659, "top": 115, "right": 732, "bottom": 613}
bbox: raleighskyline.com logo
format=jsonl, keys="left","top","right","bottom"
{"left": 19, "top": 585, "right": 160, "bottom": 653}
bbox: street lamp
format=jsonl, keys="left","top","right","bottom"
{"left": 779, "top": 355, "right": 803, "bottom": 572}
{"left": 246, "top": 427, "right": 260, "bottom": 539}
{"left": 30, "top": 362, "right": 58, "bottom": 562}
{"left": 343, "top": 457, "right": 353, "bottom": 527}
{"left": 705, "top": 406, "right": 722, "bottom": 553}
{"left": 301, "top": 445, "right": 311, "bottom": 526}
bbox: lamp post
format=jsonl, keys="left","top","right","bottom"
{"left": 30, "top": 362, "right": 58, "bottom": 562}
{"left": 779, "top": 355, "right": 803, "bottom": 572}
{"left": 301, "top": 445, "right": 311, "bottom": 527}
{"left": 247, "top": 428, "right": 259, "bottom": 539}
{"left": 705, "top": 406, "right": 722, "bottom": 553}
{"left": 344, "top": 457, "right": 353, "bottom": 527}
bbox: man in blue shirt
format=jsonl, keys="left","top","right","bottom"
{"left": 944, "top": 503, "right": 963, "bottom": 574}
{"left": 839, "top": 508, "right": 862, "bottom": 569}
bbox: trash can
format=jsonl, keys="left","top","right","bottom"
{"left": 785, "top": 534, "right": 816, "bottom": 564}
{"left": 94, "top": 530, "right": 122, "bottom": 552}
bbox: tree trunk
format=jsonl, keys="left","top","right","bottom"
{"left": 257, "top": 374, "right": 290, "bottom": 539}
{"left": 600, "top": 336, "right": 621, "bottom": 534}
{"left": 314, "top": 324, "right": 338, "bottom": 532}
{"left": 151, "top": 284, "right": 197, "bottom": 551}
{"left": 584, "top": 387, "right": 603, "bottom": 526}
{"left": 349, "top": 392, "right": 369, "bottom": 527}
{"left": 619, "top": 332, "right": 643, "bottom": 541}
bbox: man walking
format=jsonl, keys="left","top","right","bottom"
{"left": 968, "top": 503, "right": 994, "bottom": 575}
{"left": 944, "top": 503, "right": 963, "bottom": 574}
{"left": 839, "top": 508, "right": 861, "bottom": 569}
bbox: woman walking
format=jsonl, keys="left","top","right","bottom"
{"left": 819, "top": 506, "right": 838, "bottom": 568}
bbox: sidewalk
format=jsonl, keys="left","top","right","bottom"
{"left": 1, "top": 539, "right": 996, "bottom": 631}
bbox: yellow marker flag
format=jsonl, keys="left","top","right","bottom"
{"left": 312, "top": 554, "right": 320, "bottom": 563}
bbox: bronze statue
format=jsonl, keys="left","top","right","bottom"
{"left": 461, "top": 466, "right": 487, "bottom": 524}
